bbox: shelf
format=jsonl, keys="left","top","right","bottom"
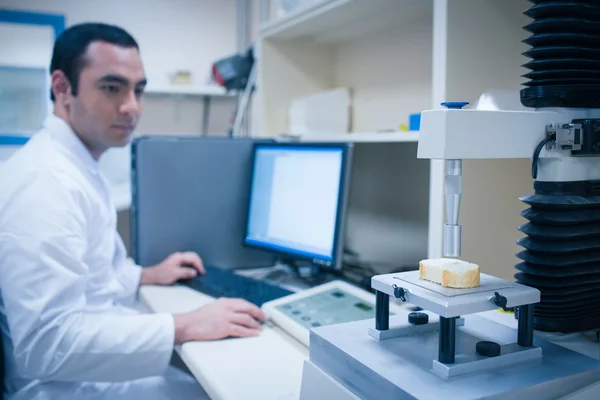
{"left": 257, "top": 0, "right": 536, "bottom": 280}
{"left": 144, "top": 84, "right": 235, "bottom": 97}
{"left": 279, "top": 131, "right": 419, "bottom": 143}
{"left": 260, "top": 0, "right": 432, "bottom": 43}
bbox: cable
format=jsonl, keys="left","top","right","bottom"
{"left": 532, "top": 134, "right": 555, "bottom": 180}
{"left": 344, "top": 261, "right": 378, "bottom": 276}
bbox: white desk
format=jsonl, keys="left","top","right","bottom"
{"left": 139, "top": 285, "right": 309, "bottom": 400}
{"left": 143, "top": 282, "right": 600, "bottom": 400}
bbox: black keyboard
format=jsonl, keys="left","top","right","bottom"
{"left": 179, "top": 265, "right": 294, "bottom": 306}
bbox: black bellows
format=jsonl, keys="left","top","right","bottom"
{"left": 520, "top": 0, "right": 600, "bottom": 109}
{"left": 517, "top": 1, "right": 600, "bottom": 333}
{"left": 517, "top": 182, "right": 600, "bottom": 332}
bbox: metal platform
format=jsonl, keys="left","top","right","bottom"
{"left": 372, "top": 270, "right": 540, "bottom": 318}
{"left": 308, "top": 314, "right": 600, "bottom": 400}
{"left": 371, "top": 270, "right": 540, "bottom": 368}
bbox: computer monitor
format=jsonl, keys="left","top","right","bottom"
{"left": 244, "top": 142, "right": 352, "bottom": 270}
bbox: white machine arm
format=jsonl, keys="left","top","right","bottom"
{"left": 417, "top": 104, "right": 600, "bottom": 258}
{"left": 417, "top": 108, "right": 555, "bottom": 160}
{"left": 418, "top": 106, "right": 600, "bottom": 180}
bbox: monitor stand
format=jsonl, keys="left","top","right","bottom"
{"left": 236, "top": 258, "right": 334, "bottom": 291}
{"left": 237, "top": 257, "right": 354, "bottom": 295}
{"left": 280, "top": 257, "right": 331, "bottom": 284}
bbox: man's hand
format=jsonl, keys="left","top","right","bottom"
{"left": 173, "top": 298, "right": 267, "bottom": 343}
{"left": 141, "top": 251, "right": 205, "bottom": 286}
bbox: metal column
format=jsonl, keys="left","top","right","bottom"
{"left": 375, "top": 291, "right": 390, "bottom": 331}
{"left": 439, "top": 316, "right": 456, "bottom": 364}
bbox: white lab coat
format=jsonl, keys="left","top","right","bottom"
{"left": 0, "top": 115, "right": 208, "bottom": 399}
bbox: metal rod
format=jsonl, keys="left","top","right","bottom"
{"left": 235, "top": 0, "right": 251, "bottom": 136}
{"left": 439, "top": 316, "right": 456, "bottom": 364}
{"left": 201, "top": 97, "right": 210, "bottom": 135}
{"left": 518, "top": 304, "right": 534, "bottom": 347}
{"left": 443, "top": 159, "right": 462, "bottom": 257}
{"left": 375, "top": 291, "right": 389, "bottom": 331}
{"left": 232, "top": 64, "right": 256, "bottom": 137}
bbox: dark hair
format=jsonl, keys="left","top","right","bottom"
{"left": 50, "top": 22, "right": 139, "bottom": 101}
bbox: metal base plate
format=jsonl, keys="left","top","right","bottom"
{"left": 367, "top": 314, "right": 538, "bottom": 378}
{"left": 309, "top": 315, "right": 600, "bottom": 400}
{"left": 432, "top": 344, "right": 542, "bottom": 378}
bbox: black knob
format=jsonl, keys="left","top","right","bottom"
{"left": 494, "top": 292, "right": 509, "bottom": 311}
{"left": 476, "top": 341, "right": 501, "bottom": 357}
{"left": 408, "top": 312, "right": 429, "bottom": 325}
{"left": 392, "top": 284, "right": 406, "bottom": 301}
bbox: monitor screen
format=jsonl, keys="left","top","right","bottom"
{"left": 244, "top": 143, "right": 351, "bottom": 269}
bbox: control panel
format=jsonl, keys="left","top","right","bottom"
{"left": 262, "top": 280, "right": 405, "bottom": 347}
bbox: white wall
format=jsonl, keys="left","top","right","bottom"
{"left": 0, "top": 0, "right": 238, "bottom": 87}
{"left": 334, "top": 18, "right": 432, "bottom": 132}
{"left": 136, "top": 95, "right": 236, "bottom": 134}
{"left": 0, "top": 22, "right": 54, "bottom": 68}
{"left": 0, "top": 0, "right": 241, "bottom": 135}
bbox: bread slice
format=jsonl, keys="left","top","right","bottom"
{"left": 419, "top": 258, "right": 480, "bottom": 288}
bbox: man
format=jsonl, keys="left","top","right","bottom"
{"left": 0, "top": 23, "right": 266, "bottom": 399}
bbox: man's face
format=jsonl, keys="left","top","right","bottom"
{"left": 66, "top": 41, "right": 146, "bottom": 156}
